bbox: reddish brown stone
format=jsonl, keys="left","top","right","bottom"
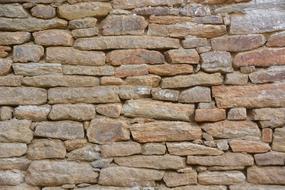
{"left": 234, "top": 48, "right": 285, "bottom": 67}
{"left": 165, "top": 49, "right": 200, "bottom": 64}
{"left": 115, "top": 65, "right": 148, "bottom": 78}
{"left": 212, "top": 83, "right": 285, "bottom": 108}
{"left": 267, "top": 31, "right": 285, "bottom": 47}
{"left": 148, "top": 64, "right": 193, "bottom": 76}
{"left": 195, "top": 108, "right": 226, "bottom": 122}
{"left": 229, "top": 140, "right": 270, "bottom": 153}
{"left": 262, "top": 128, "right": 273, "bottom": 143}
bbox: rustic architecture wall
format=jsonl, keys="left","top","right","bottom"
{"left": 0, "top": 0, "right": 285, "bottom": 189}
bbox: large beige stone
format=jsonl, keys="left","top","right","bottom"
{"left": 14, "top": 105, "right": 50, "bottom": 121}
{"left": 230, "top": 184, "right": 285, "bottom": 190}
{"left": 125, "top": 75, "right": 161, "bottom": 87}
{"left": 113, "top": 0, "right": 183, "bottom": 9}
{"left": 0, "top": 17, "right": 67, "bottom": 32}
{"left": 101, "top": 141, "right": 141, "bottom": 157}
{"left": 187, "top": 152, "right": 254, "bottom": 166}
{"left": 163, "top": 171, "right": 197, "bottom": 187}
{"left": 13, "top": 44, "right": 44, "bottom": 63}
{"left": 114, "top": 154, "right": 185, "bottom": 169}
{"left": 0, "top": 183, "right": 39, "bottom": 190}
{"left": 249, "top": 66, "right": 285, "bottom": 84}
{"left": 46, "top": 47, "right": 105, "bottom": 66}
{"left": 23, "top": 75, "right": 99, "bottom": 87}
{"left": 0, "top": 158, "right": 30, "bottom": 171}
{"left": 0, "top": 75, "right": 22, "bottom": 86}
{"left": 148, "top": 64, "right": 193, "bottom": 76}
{"left": 25, "top": 160, "right": 98, "bottom": 186}
{"left": 130, "top": 121, "right": 202, "bottom": 143}
{"left": 0, "top": 120, "right": 32, "bottom": 143}
{"left": 198, "top": 171, "right": 245, "bottom": 185}
{"left": 0, "top": 170, "right": 24, "bottom": 186}
{"left": 27, "top": 139, "right": 66, "bottom": 160}
{"left": 254, "top": 151, "right": 285, "bottom": 166}
{"left": 98, "top": 166, "right": 164, "bottom": 187}
{"left": 211, "top": 34, "right": 265, "bottom": 52}
{"left": 31, "top": 4, "right": 56, "bottom": 19}
{"left": 0, "top": 32, "right": 30, "bottom": 45}
{"left": 230, "top": 10, "right": 285, "bottom": 34}
{"left": 167, "top": 142, "right": 223, "bottom": 156}
{"left": 267, "top": 31, "right": 285, "bottom": 47}
{"left": 0, "top": 4, "right": 28, "bottom": 18}
{"left": 96, "top": 104, "right": 122, "bottom": 118}
{"left": 0, "top": 58, "right": 12, "bottom": 75}
{"left": 151, "top": 88, "right": 179, "bottom": 102}
{"left": 202, "top": 120, "right": 260, "bottom": 139}
{"left": 247, "top": 166, "right": 285, "bottom": 185}
{"left": 48, "top": 87, "right": 120, "bottom": 104}
{"left": 34, "top": 121, "right": 84, "bottom": 140}
{"left": 67, "top": 144, "right": 100, "bottom": 161}
{"left": 74, "top": 36, "right": 180, "bottom": 50}
{"left": 33, "top": 29, "right": 73, "bottom": 46}
{"left": 0, "top": 143, "right": 27, "bottom": 158}
{"left": 13, "top": 63, "right": 62, "bottom": 76}
{"left": 165, "top": 49, "right": 200, "bottom": 64}
{"left": 58, "top": 2, "right": 112, "bottom": 20}
{"left": 195, "top": 108, "right": 226, "bottom": 122}
{"left": 148, "top": 23, "right": 226, "bottom": 38}
{"left": 179, "top": 86, "right": 211, "bottom": 103}
{"left": 102, "top": 15, "right": 147, "bottom": 35}
{"left": 62, "top": 65, "right": 114, "bottom": 76}
{"left": 87, "top": 118, "right": 130, "bottom": 144}
{"left": 212, "top": 83, "right": 285, "bottom": 108}
{"left": 123, "top": 99, "right": 194, "bottom": 121}
{"left": 251, "top": 108, "right": 285, "bottom": 128}
{"left": 161, "top": 185, "right": 227, "bottom": 190}
{"left": 234, "top": 48, "right": 285, "bottom": 67}
{"left": 272, "top": 128, "right": 285, "bottom": 152}
{"left": 106, "top": 49, "right": 164, "bottom": 65}
{"left": 49, "top": 104, "right": 95, "bottom": 121}
{"left": 230, "top": 140, "right": 270, "bottom": 153}
{"left": 201, "top": 51, "right": 233, "bottom": 73}
{"left": 162, "top": 72, "right": 223, "bottom": 88}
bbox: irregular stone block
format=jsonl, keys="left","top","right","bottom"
{"left": 114, "top": 154, "right": 185, "bottom": 169}
{"left": 202, "top": 120, "right": 260, "bottom": 139}
{"left": 0, "top": 4, "right": 28, "bottom": 18}
{"left": 118, "top": 86, "right": 151, "bottom": 100}
{"left": 98, "top": 166, "right": 164, "bottom": 187}
{"left": 63, "top": 65, "right": 114, "bottom": 76}
{"left": 31, "top": 4, "right": 56, "bottom": 19}
{"left": 67, "top": 144, "right": 100, "bottom": 161}
{"left": 25, "top": 160, "right": 98, "bottom": 186}
{"left": 87, "top": 118, "right": 130, "bottom": 144}
{"left": 0, "top": 158, "right": 30, "bottom": 171}
{"left": 234, "top": 48, "right": 285, "bottom": 67}
{"left": 167, "top": 142, "right": 223, "bottom": 156}
{"left": 33, "top": 29, "right": 73, "bottom": 46}
{"left": 162, "top": 72, "right": 223, "bottom": 88}
{"left": 14, "top": 105, "right": 50, "bottom": 121}
{"left": 212, "top": 83, "right": 285, "bottom": 108}
{"left": 254, "top": 151, "right": 285, "bottom": 166}
{"left": 69, "top": 17, "right": 97, "bottom": 29}
{"left": 125, "top": 75, "right": 161, "bottom": 87}
{"left": 163, "top": 171, "right": 197, "bottom": 187}
{"left": 13, "top": 44, "right": 44, "bottom": 62}
{"left": 230, "top": 184, "right": 285, "bottom": 190}
{"left": 106, "top": 49, "right": 165, "bottom": 65}
{"left": 0, "top": 75, "right": 22, "bottom": 86}
{"left": 195, "top": 108, "right": 226, "bottom": 122}
{"left": 0, "top": 17, "right": 67, "bottom": 32}
{"left": 74, "top": 36, "right": 180, "bottom": 50}
{"left": 198, "top": 171, "right": 245, "bottom": 185}
{"left": 249, "top": 66, "right": 285, "bottom": 84}
{"left": 165, "top": 49, "right": 200, "bottom": 64}
{"left": 0, "top": 32, "right": 30, "bottom": 45}
{"left": 230, "top": 140, "right": 270, "bottom": 153}
{"left": 0, "top": 170, "right": 24, "bottom": 186}
{"left": 187, "top": 152, "right": 253, "bottom": 167}
{"left": 115, "top": 64, "right": 148, "bottom": 78}
{"left": 142, "top": 143, "right": 166, "bottom": 155}
{"left": 0, "top": 87, "right": 47, "bottom": 105}
{"left": 46, "top": 47, "right": 105, "bottom": 66}
{"left": 101, "top": 141, "right": 141, "bottom": 157}
{"left": 251, "top": 108, "right": 285, "bottom": 128}
{"left": 225, "top": 72, "right": 248, "bottom": 85}
{"left": 34, "top": 121, "right": 84, "bottom": 140}
{"left": 13, "top": 63, "right": 62, "bottom": 76}
{"left": 123, "top": 99, "right": 194, "bottom": 121}
{"left": 201, "top": 51, "right": 233, "bottom": 73}
{"left": 113, "top": 0, "right": 183, "bottom": 9}
{"left": 227, "top": 107, "right": 247, "bottom": 121}
{"left": 0, "top": 58, "right": 12, "bottom": 75}
{"left": 272, "top": 128, "right": 285, "bottom": 152}
{"left": 211, "top": 34, "right": 265, "bottom": 52}
{"left": 179, "top": 86, "right": 211, "bottom": 103}
{"left": 27, "top": 139, "right": 66, "bottom": 160}
{"left": 247, "top": 166, "right": 285, "bottom": 185}
{"left": 58, "top": 2, "right": 112, "bottom": 20}
{"left": 102, "top": 15, "right": 147, "bottom": 35}
{"left": 130, "top": 121, "right": 202, "bottom": 143}
{"left": 267, "top": 31, "right": 285, "bottom": 47}
{"left": 0, "top": 120, "right": 32, "bottom": 143}
{"left": 149, "top": 64, "right": 193, "bottom": 76}
{"left": 48, "top": 87, "right": 120, "bottom": 104}
{"left": 96, "top": 104, "right": 122, "bottom": 118}
{"left": 151, "top": 88, "right": 179, "bottom": 102}
{"left": 0, "top": 143, "right": 27, "bottom": 158}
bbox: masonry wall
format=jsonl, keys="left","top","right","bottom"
{"left": 0, "top": 0, "right": 285, "bottom": 189}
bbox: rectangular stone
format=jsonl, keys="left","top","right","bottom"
{"left": 0, "top": 87, "right": 47, "bottom": 105}
{"left": 230, "top": 10, "right": 285, "bottom": 34}
{"left": 22, "top": 75, "right": 99, "bottom": 87}
{"left": 130, "top": 121, "right": 202, "bottom": 143}
{"left": 247, "top": 166, "right": 285, "bottom": 185}
{"left": 198, "top": 171, "right": 245, "bottom": 185}
{"left": 48, "top": 87, "right": 120, "bottom": 104}
{"left": 249, "top": 66, "right": 285, "bottom": 84}
{"left": 113, "top": 0, "right": 183, "bottom": 9}
{"left": 34, "top": 121, "right": 84, "bottom": 140}
{"left": 74, "top": 36, "right": 180, "bottom": 50}
{"left": 272, "top": 128, "right": 285, "bottom": 152}
{"left": 148, "top": 23, "right": 226, "bottom": 38}
{"left": 0, "top": 32, "right": 30, "bottom": 45}
{"left": 251, "top": 108, "right": 285, "bottom": 128}
{"left": 0, "top": 120, "right": 32, "bottom": 143}
{"left": 26, "top": 160, "right": 98, "bottom": 186}
{"left": 212, "top": 83, "right": 285, "bottom": 108}
{"left": 162, "top": 72, "right": 223, "bottom": 88}
{"left": 230, "top": 184, "right": 285, "bottom": 190}
{"left": 0, "top": 143, "right": 27, "bottom": 158}
{"left": 14, "top": 105, "right": 50, "bottom": 121}
{"left": 254, "top": 151, "right": 285, "bottom": 166}
{"left": 123, "top": 99, "right": 194, "bottom": 121}
{"left": 46, "top": 47, "right": 105, "bottom": 66}
{"left": 187, "top": 153, "right": 254, "bottom": 167}
{"left": 0, "top": 75, "right": 22, "bottom": 86}
{"left": 63, "top": 65, "right": 114, "bottom": 76}
{"left": 13, "top": 63, "right": 62, "bottom": 76}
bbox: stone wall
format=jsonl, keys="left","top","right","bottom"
{"left": 0, "top": 0, "right": 285, "bottom": 189}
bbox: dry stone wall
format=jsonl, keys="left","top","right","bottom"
{"left": 0, "top": 0, "right": 285, "bottom": 189}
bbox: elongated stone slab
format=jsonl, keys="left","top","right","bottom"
{"left": 247, "top": 166, "right": 285, "bottom": 185}
{"left": 0, "top": 32, "right": 30, "bottom": 45}
{"left": 123, "top": 99, "right": 194, "bottom": 121}
{"left": 130, "top": 121, "right": 202, "bottom": 142}
{"left": 212, "top": 83, "right": 285, "bottom": 108}
{"left": 74, "top": 36, "right": 180, "bottom": 50}
{"left": 0, "top": 87, "right": 47, "bottom": 105}
{"left": 113, "top": 0, "right": 183, "bottom": 9}
{"left": 25, "top": 160, "right": 98, "bottom": 186}
{"left": 0, "top": 120, "right": 32, "bottom": 143}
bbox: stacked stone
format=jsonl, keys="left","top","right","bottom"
{"left": 0, "top": 0, "right": 285, "bottom": 189}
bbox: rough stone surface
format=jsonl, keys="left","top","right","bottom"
{"left": 14, "top": 105, "right": 50, "bottom": 121}
{"left": 165, "top": 49, "right": 200, "bottom": 64}
{"left": 0, "top": 143, "right": 27, "bottom": 158}
{"left": 0, "top": 32, "right": 30, "bottom": 45}
{"left": 195, "top": 108, "right": 226, "bottom": 122}
{"left": 13, "top": 63, "right": 62, "bottom": 76}
{"left": 249, "top": 66, "right": 285, "bottom": 84}
{"left": 179, "top": 86, "right": 211, "bottom": 103}
{"left": 31, "top": 4, "right": 56, "bottom": 19}
{"left": 13, "top": 44, "right": 44, "bottom": 62}
{"left": 247, "top": 166, "right": 285, "bottom": 185}
{"left": 198, "top": 171, "right": 245, "bottom": 185}
{"left": 272, "top": 128, "right": 285, "bottom": 152}
{"left": 33, "top": 30, "right": 73, "bottom": 46}
{"left": 229, "top": 140, "right": 270, "bottom": 153}
{"left": 101, "top": 142, "right": 141, "bottom": 157}
{"left": 163, "top": 171, "right": 197, "bottom": 187}
{"left": 201, "top": 51, "right": 233, "bottom": 73}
